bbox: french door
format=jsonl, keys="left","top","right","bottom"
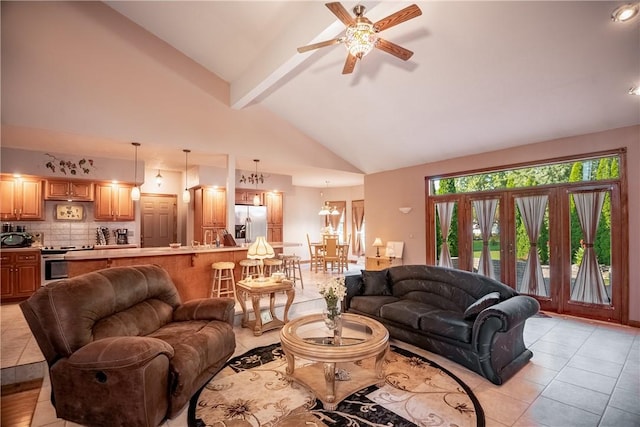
{"left": 431, "top": 182, "right": 624, "bottom": 322}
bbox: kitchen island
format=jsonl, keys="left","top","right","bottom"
{"left": 65, "top": 244, "right": 298, "bottom": 302}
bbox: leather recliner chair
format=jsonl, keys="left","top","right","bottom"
{"left": 20, "top": 264, "right": 236, "bottom": 427}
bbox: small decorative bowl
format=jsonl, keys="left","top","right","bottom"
{"left": 169, "top": 243, "right": 181, "bottom": 249}
{"left": 271, "top": 272, "right": 285, "bottom": 283}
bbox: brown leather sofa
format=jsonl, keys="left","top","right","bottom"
{"left": 20, "top": 264, "right": 236, "bottom": 427}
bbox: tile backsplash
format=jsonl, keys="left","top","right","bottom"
{"left": 10, "top": 201, "right": 135, "bottom": 247}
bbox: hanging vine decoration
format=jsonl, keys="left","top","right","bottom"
{"left": 45, "top": 153, "right": 95, "bottom": 175}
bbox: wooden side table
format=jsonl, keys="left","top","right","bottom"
{"left": 236, "top": 278, "right": 295, "bottom": 336}
{"left": 365, "top": 256, "right": 402, "bottom": 271}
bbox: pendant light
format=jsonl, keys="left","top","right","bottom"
{"left": 318, "top": 181, "right": 331, "bottom": 215}
{"left": 182, "top": 149, "right": 191, "bottom": 203}
{"left": 130, "top": 142, "right": 141, "bottom": 201}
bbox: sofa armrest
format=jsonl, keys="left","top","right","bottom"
{"left": 173, "top": 297, "right": 235, "bottom": 326}
{"left": 472, "top": 295, "right": 540, "bottom": 343}
{"left": 343, "top": 274, "right": 364, "bottom": 310}
{"left": 67, "top": 336, "right": 174, "bottom": 370}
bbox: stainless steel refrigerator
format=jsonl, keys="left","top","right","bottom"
{"left": 234, "top": 205, "right": 267, "bottom": 244}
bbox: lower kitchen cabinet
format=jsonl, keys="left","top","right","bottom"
{"left": 1, "top": 250, "right": 41, "bottom": 301}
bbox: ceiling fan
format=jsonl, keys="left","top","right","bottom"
{"left": 297, "top": 2, "right": 422, "bottom": 74}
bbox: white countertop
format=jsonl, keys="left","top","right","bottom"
{"left": 64, "top": 242, "right": 301, "bottom": 260}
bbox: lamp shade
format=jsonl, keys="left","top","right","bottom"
{"left": 372, "top": 238, "right": 384, "bottom": 247}
{"left": 130, "top": 186, "right": 141, "bottom": 201}
{"left": 247, "top": 236, "right": 274, "bottom": 260}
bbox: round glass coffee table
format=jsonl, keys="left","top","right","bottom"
{"left": 279, "top": 312, "right": 389, "bottom": 410}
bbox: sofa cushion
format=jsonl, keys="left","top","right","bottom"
{"left": 349, "top": 295, "right": 398, "bottom": 316}
{"left": 361, "top": 270, "right": 391, "bottom": 296}
{"left": 149, "top": 319, "right": 235, "bottom": 410}
{"left": 418, "top": 310, "right": 471, "bottom": 343}
{"left": 380, "top": 299, "right": 472, "bottom": 343}
{"left": 463, "top": 291, "right": 501, "bottom": 320}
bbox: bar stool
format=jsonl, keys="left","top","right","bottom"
{"left": 281, "top": 255, "right": 303, "bottom": 289}
{"left": 211, "top": 262, "right": 236, "bottom": 299}
{"left": 239, "top": 259, "right": 260, "bottom": 280}
{"left": 263, "top": 258, "right": 283, "bottom": 276}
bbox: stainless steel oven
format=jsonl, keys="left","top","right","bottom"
{"left": 41, "top": 246, "right": 94, "bottom": 285}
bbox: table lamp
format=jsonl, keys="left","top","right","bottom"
{"left": 372, "top": 237, "right": 384, "bottom": 257}
{"left": 247, "top": 236, "right": 275, "bottom": 276}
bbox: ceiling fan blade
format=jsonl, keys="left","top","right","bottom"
{"left": 375, "top": 38, "right": 414, "bottom": 61}
{"left": 326, "top": 2, "right": 355, "bottom": 26}
{"left": 297, "top": 38, "right": 342, "bottom": 53}
{"left": 342, "top": 53, "right": 357, "bottom": 74}
{"left": 373, "top": 4, "right": 422, "bottom": 32}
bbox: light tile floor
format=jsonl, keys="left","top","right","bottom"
{"left": 2, "top": 263, "right": 639, "bottom": 427}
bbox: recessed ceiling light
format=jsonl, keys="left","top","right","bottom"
{"left": 611, "top": 3, "right": 639, "bottom": 22}
{"left": 629, "top": 86, "right": 640, "bottom": 95}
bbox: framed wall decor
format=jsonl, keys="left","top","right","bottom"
{"left": 55, "top": 204, "right": 85, "bottom": 220}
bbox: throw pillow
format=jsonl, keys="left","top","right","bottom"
{"left": 361, "top": 270, "right": 391, "bottom": 296}
{"left": 463, "top": 291, "right": 501, "bottom": 320}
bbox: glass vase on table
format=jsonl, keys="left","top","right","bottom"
{"left": 323, "top": 299, "right": 342, "bottom": 344}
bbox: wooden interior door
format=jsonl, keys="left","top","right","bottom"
{"left": 141, "top": 194, "right": 177, "bottom": 248}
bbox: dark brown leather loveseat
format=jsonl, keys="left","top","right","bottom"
{"left": 344, "top": 265, "right": 540, "bottom": 385}
{"left": 20, "top": 264, "right": 236, "bottom": 427}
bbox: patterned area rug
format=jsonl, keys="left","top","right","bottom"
{"left": 189, "top": 343, "right": 484, "bottom": 427}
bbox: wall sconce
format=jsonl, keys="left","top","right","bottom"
{"left": 372, "top": 237, "right": 384, "bottom": 257}
{"left": 399, "top": 207, "right": 412, "bottom": 214}
{"left": 155, "top": 170, "right": 163, "bottom": 187}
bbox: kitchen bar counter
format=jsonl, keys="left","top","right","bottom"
{"left": 65, "top": 243, "right": 300, "bottom": 302}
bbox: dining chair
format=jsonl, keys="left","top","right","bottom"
{"left": 323, "top": 237, "right": 340, "bottom": 272}
{"left": 339, "top": 234, "right": 351, "bottom": 272}
{"left": 306, "top": 233, "right": 323, "bottom": 273}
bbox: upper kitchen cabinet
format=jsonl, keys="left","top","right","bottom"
{"left": 0, "top": 174, "right": 44, "bottom": 221}
{"left": 45, "top": 179, "right": 94, "bottom": 201}
{"left": 194, "top": 187, "right": 226, "bottom": 242}
{"left": 94, "top": 182, "right": 135, "bottom": 221}
{"left": 264, "top": 192, "right": 283, "bottom": 225}
{"left": 235, "top": 189, "right": 262, "bottom": 206}
{"left": 264, "top": 191, "right": 283, "bottom": 242}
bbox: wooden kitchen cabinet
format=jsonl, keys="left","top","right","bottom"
{"left": 1, "top": 250, "right": 41, "bottom": 301}
{"left": 94, "top": 182, "right": 135, "bottom": 221}
{"left": 45, "top": 179, "right": 94, "bottom": 201}
{"left": 264, "top": 191, "right": 283, "bottom": 242}
{"left": 235, "top": 189, "right": 262, "bottom": 206}
{"left": 194, "top": 187, "right": 226, "bottom": 243}
{"left": 0, "top": 174, "right": 44, "bottom": 221}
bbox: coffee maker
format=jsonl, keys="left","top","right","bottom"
{"left": 114, "top": 229, "right": 128, "bottom": 245}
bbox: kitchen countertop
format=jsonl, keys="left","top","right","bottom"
{"left": 64, "top": 242, "right": 301, "bottom": 260}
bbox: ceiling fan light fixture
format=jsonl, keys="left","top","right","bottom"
{"left": 344, "top": 22, "right": 377, "bottom": 58}
{"left": 611, "top": 3, "right": 639, "bottom": 22}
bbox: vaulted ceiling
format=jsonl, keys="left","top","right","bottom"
{"left": 2, "top": 1, "right": 638, "bottom": 187}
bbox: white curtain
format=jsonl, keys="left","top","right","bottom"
{"left": 473, "top": 199, "right": 498, "bottom": 279}
{"left": 516, "top": 195, "right": 548, "bottom": 296}
{"left": 571, "top": 192, "right": 609, "bottom": 305}
{"left": 437, "top": 202, "right": 455, "bottom": 268}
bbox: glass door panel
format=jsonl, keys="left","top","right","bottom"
{"left": 472, "top": 198, "right": 500, "bottom": 280}
{"left": 514, "top": 195, "right": 550, "bottom": 298}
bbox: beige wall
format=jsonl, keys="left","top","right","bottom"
{"left": 365, "top": 125, "right": 639, "bottom": 322}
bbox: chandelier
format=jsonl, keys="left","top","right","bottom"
{"left": 240, "top": 159, "right": 265, "bottom": 185}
